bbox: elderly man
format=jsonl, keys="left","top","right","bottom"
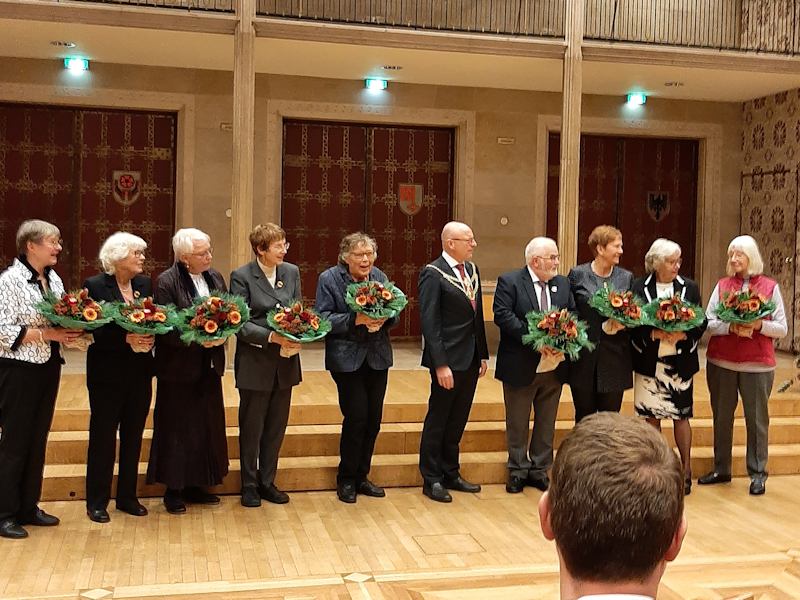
{"left": 539, "top": 412, "right": 687, "bottom": 600}
{"left": 493, "top": 237, "right": 574, "bottom": 494}
{"left": 418, "top": 221, "right": 489, "bottom": 503}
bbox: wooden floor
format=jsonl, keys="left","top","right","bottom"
{"left": 1, "top": 478, "right": 799, "bottom": 599}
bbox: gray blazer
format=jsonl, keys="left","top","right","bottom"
{"left": 314, "top": 263, "right": 396, "bottom": 373}
{"left": 567, "top": 262, "right": 634, "bottom": 393}
{"left": 230, "top": 260, "right": 302, "bottom": 391}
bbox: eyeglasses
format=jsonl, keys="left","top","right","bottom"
{"left": 133, "top": 250, "right": 146, "bottom": 258}
{"left": 664, "top": 258, "right": 682, "bottom": 266}
{"left": 39, "top": 238, "right": 63, "bottom": 248}
{"left": 449, "top": 238, "right": 477, "bottom": 245}
{"left": 270, "top": 242, "right": 290, "bottom": 252}
{"left": 350, "top": 251, "right": 376, "bottom": 260}
{"left": 191, "top": 248, "right": 213, "bottom": 258}
{"left": 535, "top": 254, "right": 560, "bottom": 262}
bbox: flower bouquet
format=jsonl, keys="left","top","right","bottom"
{"left": 106, "top": 294, "right": 177, "bottom": 336}
{"left": 37, "top": 289, "right": 112, "bottom": 331}
{"left": 589, "top": 286, "right": 645, "bottom": 328}
{"left": 176, "top": 292, "right": 250, "bottom": 345}
{"left": 266, "top": 301, "right": 331, "bottom": 357}
{"left": 522, "top": 308, "right": 594, "bottom": 373}
{"left": 642, "top": 295, "right": 706, "bottom": 357}
{"left": 345, "top": 280, "right": 408, "bottom": 331}
{"left": 716, "top": 290, "right": 775, "bottom": 327}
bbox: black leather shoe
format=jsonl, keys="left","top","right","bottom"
{"left": 749, "top": 479, "right": 766, "bottom": 495}
{"left": 87, "top": 508, "right": 110, "bottom": 523}
{"left": 116, "top": 500, "right": 148, "bottom": 516}
{"left": 241, "top": 487, "right": 261, "bottom": 508}
{"left": 506, "top": 475, "right": 525, "bottom": 494}
{"left": 0, "top": 519, "right": 28, "bottom": 539}
{"left": 183, "top": 487, "right": 220, "bottom": 505}
{"left": 423, "top": 482, "right": 452, "bottom": 503}
{"left": 527, "top": 473, "right": 549, "bottom": 492}
{"left": 357, "top": 480, "right": 386, "bottom": 498}
{"left": 443, "top": 476, "right": 481, "bottom": 493}
{"left": 19, "top": 508, "right": 60, "bottom": 526}
{"left": 260, "top": 484, "right": 289, "bottom": 504}
{"left": 164, "top": 490, "right": 187, "bottom": 514}
{"left": 337, "top": 482, "right": 357, "bottom": 504}
{"left": 697, "top": 471, "right": 732, "bottom": 485}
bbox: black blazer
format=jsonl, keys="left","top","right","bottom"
{"left": 84, "top": 273, "right": 155, "bottom": 386}
{"left": 230, "top": 260, "right": 302, "bottom": 391}
{"left": 419, "top": 255, "right": 489, "bottom": 371}
{"left": 630, "top": 274, "right": 707, "bottom": 379}
{"left": 153, "top": 262, "right": 227, "bottom": 383}
{"left": 568, "top": 262, "right": 634, "bottom": 393}
{"left": 493, "top": 269, "right": 575, "bottom": 387}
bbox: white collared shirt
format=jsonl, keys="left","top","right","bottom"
{"left": 442, "top": 250, "right": 467, "bottom": 284}
{"left": 257, "top": 259, "right": 277, "bottom": 288}
{"left": 527, "top": 266, "right": 552, "bottom": 310}
{"left": 190, "top": 272, "right": 210, "bottom": 297}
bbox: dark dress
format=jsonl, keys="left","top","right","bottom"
{"left": 146, "top": 262, "right": 229, "bottom": 490}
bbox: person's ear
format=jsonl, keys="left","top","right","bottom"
{"left": 538, "top": 491, "right": 555, "bottom": 541}
{"left": 664, "top": 514, "right": 687, "bottom": 562}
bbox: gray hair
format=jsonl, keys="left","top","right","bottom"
{"left": 644, "top": 238, "right": 682, "bottom": 274}
{"left": 727, "top": 235, "right": 764, "bottom": 276}
{"left": 338, "top": 232, "right": 378, "bottom": 265}
{"left": 172, "top": 228, "right": 211, "bottom": 260}
{"left": 99, "top": 232, "right": 147, "bottom": 275}
{"left": 16, "top": 219, "right": 61, "bottom": 254}
{"left": 524, "top": 237, "right": 556, "bottom": 263}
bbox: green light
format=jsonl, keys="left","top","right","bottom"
{"left": 64, "top": 57, "right": 89, "bottom": 72}
{"left": 626, "top": 92, "right": 646, "bottom": 106}
{"left": 365, "top": 78, "right": 388, "bottom": 91}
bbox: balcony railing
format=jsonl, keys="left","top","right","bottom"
{"left": 256, "top": 0, "right": 566, "bottom": 38}
{"left": 59, "top": 0, "right": 234, "bottom": 12}
{"left": 585, "top": 0, "right": 799, "bottom": 55}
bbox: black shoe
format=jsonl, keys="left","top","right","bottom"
{"left": 443, "top": 476, "right": 481, "bottom": 493}
{"left": 164, "top": 490, "right": 187, "bottom": 514}
{"left": 116, "top": 500, "right": 148, "bottom": 517}
{"left": 241, "top": 487, "right": 262, "bottom": 508}
{"left": 259, "top": 484, "right": 289, "bottom": 504}
{"left": 697, "top": 471, "right": 732, "bottom": 485}
{"left": 357, "top": 480, "right": 386, "bottom": 498}
{"left": 527, "top": 473, "right": 549, "bottom": 492}
{"left": 0, "top": 519, "right": 28, "bottom": 539}
{"left": 183, "top": 487, "right": 220, "bottom": 505}
{"left": 422, "top": 482, "right": 453, "bottom": 503}
{"left": 337, "top": 482, "right": 357, "bottom": 504}
{"left": 19, "top": 508, "right": 60, "bottom": 527}
{"left": 506, "top": 475, "right": 525, "bottom": 494}
{"left": 87, "top": 508, "right": 110, "bottom": 523}
{"left": 749, "top": 479, "right": 766, "bottom": 495}
{"left": 684, "top": 478, "right": 692, "bottom": 496}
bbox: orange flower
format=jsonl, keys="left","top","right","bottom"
{"left": 381, "top": 289, "right": 393, "bottom": 301}
{"left": 274, "top": 312, "right": 285, "bottom": 323}
{"left": 723, "top": 293, "right": 738, "bottom": 308}
{"left": 153, "top": 312, "right": 167, "bottom": 323}
{"left": 204, "top": 320, "right": 218, "bottom": 334}
{"left": 738, "top": 302, "right": 750, "bottom": 312}
{"left": 628, "top": 306, "right": 642, "bottom": 319}
{"left": 686, "top": 308, "right": 696, "bottom": 319}
{"left": 291, "top": 302, "right": 303, "bottom": 313}
{"left": 564, "top": 323, "right": 578, "bottom": 338}
{"left": 129, "top": 310, "right": 146, "bottom": 324}
{"left": 310, "top": 316, "right": 320, "bottom": 330}
{"left": 747, "top": 299, "right": 761, "bottom": 312}
{"left": 356, "top": 295, "right": 368, "bottom": 306}
{"left": 663, "top": 309, "right": 676, "bottom": 321}
{"left": 610, "top": 294, "right": 624, "bottom": 308}
{"left": 228, "top": 311, "right": 241, "bottom": 325}
{"left": 538, "top": 318, "right": 550, "bottom": 330}
{"left": 82, "top": 307, "right": 98, "bottom": 321}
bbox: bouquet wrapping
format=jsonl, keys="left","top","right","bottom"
{"left": 106, "top": 294, "right": 178, "bottom": 344}
{"left": 37, "top": 288, "right": 112, "bottom": 331}
{"left": 521, "top": 308, "right": 595, "bottom": 373}
{"left": 715, "top": 290, "right": 776, "bottom": 335}
{"left": 589, "top": 286, "right": 645, "bottom": 328}
{"left": 266, "top": 301, "right": 332, "bottom": 357}
{"left": 176, "top": 292, "right": 250, "bottom": 345}
{"left": 345, "top": 281, "right": 408, "bottom": 325}
{"left": 642, "top": 295, "right": 706, "bottom": 357}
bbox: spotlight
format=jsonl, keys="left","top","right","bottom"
{"left": 626, "top": 92, "right": 647, "bottom": 106}
{"left": 365, "top": 78, "right": 388, "bottom": 91}
{"left": 64, "top": 57, "right": 89, "bottom": 72}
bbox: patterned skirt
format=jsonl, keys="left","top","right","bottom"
{"left": 633, "top": 355, "right": 694, "bottom": 420}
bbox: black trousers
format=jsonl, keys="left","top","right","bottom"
{"left": 85, "top": 377, "right": 152, "bottom": 510}
{"left": 238, "top": 386, "right": 292, "bottom": 490}
{"left": 0, "top": 359, "right": 61, "bottom": 521}
{"left": 571, "top": 386, "right": 623, "bottom": 423}
{"left": 330, "top": 362, "right": 388, "bottom": 484}
{"left": 419, "top": 360, "right": 480, "bottom": 484}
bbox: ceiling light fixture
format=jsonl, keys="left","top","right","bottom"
{"left": 626, "top": 92, "right": 647, "bottom": 106}
{"left": 64, "top": 57, "right": 90, "bottom": 72}
{"left": 365, "top": 78, "right": 388, "bottom": 91}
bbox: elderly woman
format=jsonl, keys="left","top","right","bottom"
{"left": 568, "top": 225, "right": 634, "bottom": 422}
{"left": 698, "top": 235, "right": 787, "bottom": 496}
{"left": 146, "top": 228, "right": 229, "bottom": 514}
{"left": 82, "top": 232, "right": 154, "bottom": 523}
{"left": 631, "top": 239, "right": 706, "bottom": 495}
{"left": 0, "top": 220, "right": 83, "bottom": 539}
{"left": 230, "top": 224, "right": 301, "bottom": 508}
{"left": 315, "top": 232, "right": 396, "bottom": 503}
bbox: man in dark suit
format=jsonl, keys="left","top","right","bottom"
{"left": 493, "top": 237, "right": 574, "bottom": 494}
{"left": 418, "top": 221, "right": 489, "bottom": 503}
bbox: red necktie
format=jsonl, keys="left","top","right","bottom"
{"left": 456, "top": 263, "right": 477, "bottom": 311}
{"left": 538, "top": 280, "right": 549, "bottom": 312}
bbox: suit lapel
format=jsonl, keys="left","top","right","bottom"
{"left": 673, "top": 275, "right": 687, "bottom": 300}
{"left": 103, "top": 274, "right": 124, "bottom": 302}
{"left": 251, "top": 261, "right": 283, "bottom": 305}
{"left": 521, "top": 268, "right": 540, "bottom": 311}
{"left": 132, "top": 276, "right": 149, "bottom": 299}
{"left": 643, "top": 274, "right": 657, "bottom": 303}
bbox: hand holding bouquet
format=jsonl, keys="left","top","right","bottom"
{"left": 589, "top": 286, "right": 645, "bottom": 331}
{"left": 37, "top": 288, "right": 112, "bottom": 331}
{"left": 642, "top": 295, "right": 705, "bottom": 356}
{"left": 266, "top": 301, "right": 331, "bottom": 356}
{"left": 107, "top": 294, "right": 177, "bottom": 353}
{"left": 176, "top": 292, "right": 250, "bottom": 346}
{"left": 345, "top": 280, "right": 408, "bottom": 333}
{"left": 522, "top": 308, "right": 594, "bottom": 373}
{"left": 716, "top": 290, "right": 775, "bottom": 338}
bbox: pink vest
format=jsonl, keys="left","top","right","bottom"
{"left": 707, "top": 275, "right": 777, "bottom": 367}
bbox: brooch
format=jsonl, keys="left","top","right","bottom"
{"left": 551, "top": 286, "right": 557, "bottom": 293}
{"left": 276, "top": 281, "right": 284, "bottom": 288}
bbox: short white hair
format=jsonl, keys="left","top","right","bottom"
{"left": 727, "top": 235, "right": 764, "bottom": 276}
{"left": 172, "top": 228, "right": 210, "bottom": 260}
{"left": 524, "top": 237, "right": 556, "bottom": 263}
{"left": 99, "top": 232, "right": 147, "bottom": 275}
{"left": 644, "top": 238, "right": 681, "bottom": 274}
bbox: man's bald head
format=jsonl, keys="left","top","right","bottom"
{"left": 441, "top": 221, "right": 476, "bottom": 263}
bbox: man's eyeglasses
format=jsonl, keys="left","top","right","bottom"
{"left": 535, "top": 254, "right": 560, "bottom": 261}
{"left": 449, "top": 238, "right": 477, "bottom": 245}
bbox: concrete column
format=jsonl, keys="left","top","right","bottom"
{"left": 557, "top": 0, "right": 585, "bottom": 272}
{"left": 231, "top": 0, "right": 256, "bottom": 270}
